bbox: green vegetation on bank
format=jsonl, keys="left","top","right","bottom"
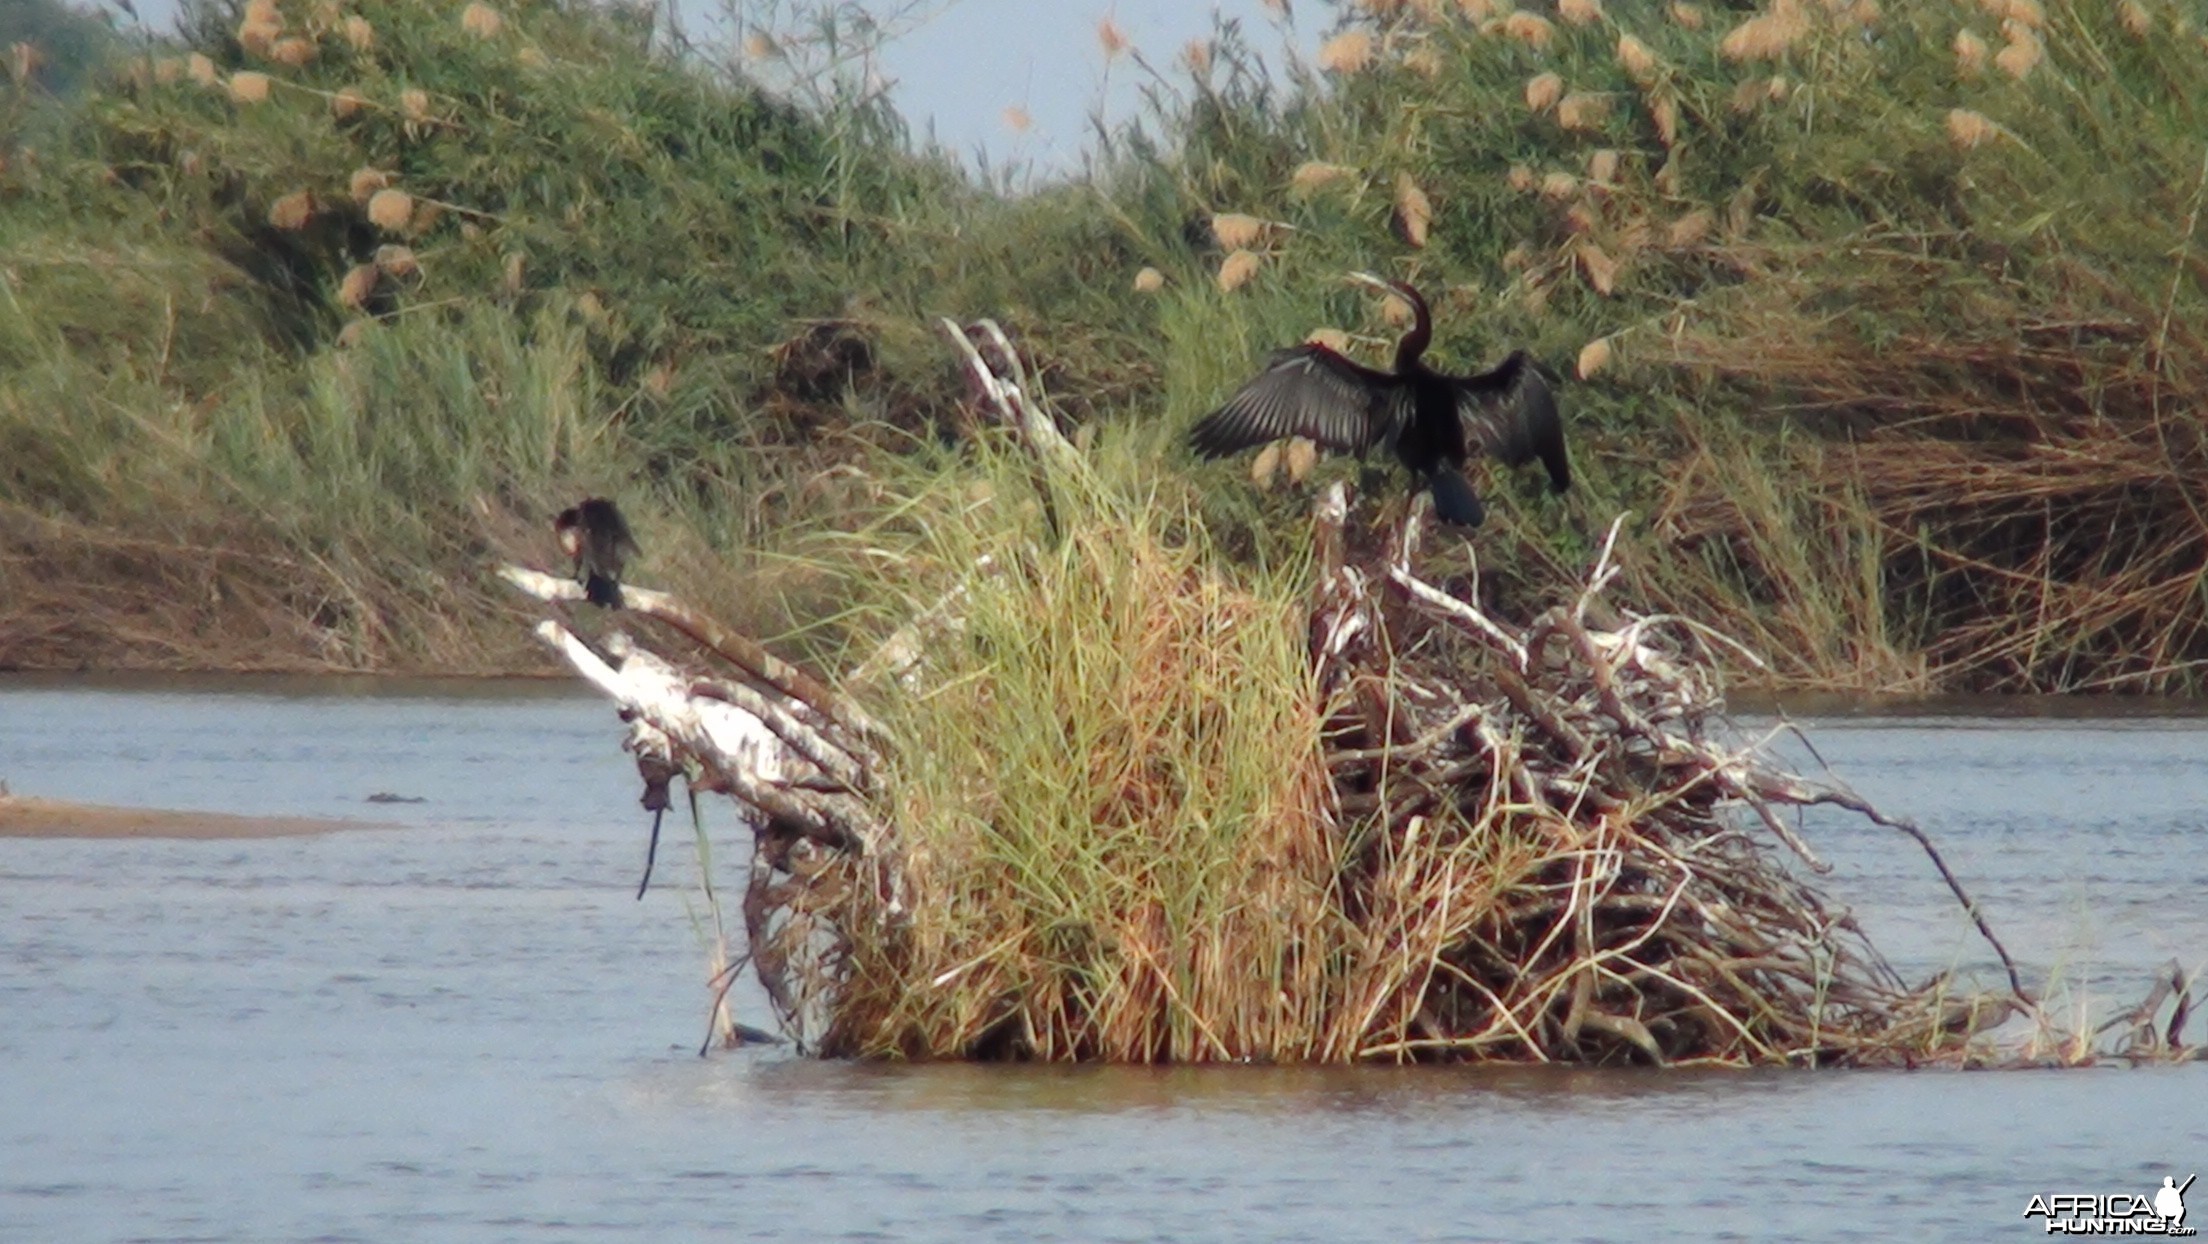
{"left": 2, "top": 0, "right": 2205, "bottom": 692}
{"left": 1, "top": 0, "right": 116, "bottom": 98}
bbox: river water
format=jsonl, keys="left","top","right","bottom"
{"left": 2, "top": 677, "right": 2203, "bottom": 1242}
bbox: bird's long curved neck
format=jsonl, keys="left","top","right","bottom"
{"left": 1389, "top": 283, "right": 1433, "bottom": 373}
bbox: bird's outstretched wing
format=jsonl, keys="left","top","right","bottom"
{"left": 1451, "top": 351, "right": 1570, "bottom": 492}
{"left": 1189, "top": 344, "right": 1406, "bottom": 458}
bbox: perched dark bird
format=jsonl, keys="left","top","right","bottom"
{"left": 1188, "top": 272, "right": 1571, "bottom": 527}
{"left": 553, "top": 498, "right": 638, "bottom": 608}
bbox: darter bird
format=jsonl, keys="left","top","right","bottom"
{"left": 553, "top": 498, "right": 637, "bottom": 609}
{"left": 1188, "top": 272, "right": 1571, "bottom": 527}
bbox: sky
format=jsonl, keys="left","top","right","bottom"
{"left": 835, "top": 0, "right": 1312, "bottom": 173}
{"left": 109, "top": 0, "right": 1321, "bottom": 176}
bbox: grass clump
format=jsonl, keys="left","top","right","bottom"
{"left": 798, "top": 425, "right": 1350, "bottom": 1061}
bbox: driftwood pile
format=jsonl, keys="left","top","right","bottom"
{"left": 1304, "top": 500, "right": 2020, "bottom": 1064}
{"left": 499, "top": 320, "right": 2169, "bottom": 1066}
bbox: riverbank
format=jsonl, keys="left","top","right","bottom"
{"left": 4, "top": 0, "right": 2205, "bottom": 691}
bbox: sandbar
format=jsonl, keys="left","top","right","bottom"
{"left": 0, "top": 794, "right": 392, "bottom": 839}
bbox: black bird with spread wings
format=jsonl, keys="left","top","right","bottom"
{"left": 1188, "top": 273, "right": 1571, "bottom": 527}
{"left": 553, "top": 498, "right": 638, "bottom": 609}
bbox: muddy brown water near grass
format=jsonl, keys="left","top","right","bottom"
{"left": 2, "top": 676, "right": 2203, "bottom": 1242}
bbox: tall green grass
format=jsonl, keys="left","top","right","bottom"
{"left": 795, "top": 422, "right": 1360, "bottom": 1060}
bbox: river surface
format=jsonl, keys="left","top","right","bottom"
{"left": 2, "top": 676, "right": 2203, "bottom": 1243}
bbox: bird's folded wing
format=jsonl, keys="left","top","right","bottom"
{"left": 1452, "top": 351, "right": 1571, "bottom": 492}
{"left": 1189, "top": 344, "right": 1401, "bottom": 457}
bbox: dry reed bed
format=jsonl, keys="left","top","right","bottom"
{"left": 0, "top": 511, "right": 345, "bottom": 670}
{"left": 510, "top": 326, "right": 2197, "bottom": 1067}
{"left": 1646, "top": 283, "right": 2208, "bottom": 693}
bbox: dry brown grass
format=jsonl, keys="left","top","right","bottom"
{"left": 1290, "top": 161, "right": 1353, "bottom": 193}
{"left": 0, "top": 504, "right": 537, "bottom": 673}
{"left": 1720, "top": 0, "right": 1811, "bottom": 62}
{"left": 1217, "top": 248, "right": 1262, "bottom": 291}
{"left": 1503, "top": 11, "right": 1555, "bottom": 47}
{"left": 1954, "top": 28, "right": 1989, "bottom": 77}
{"left": 1617, "top": 33, "right": 1658, "bottom": 82}
{"left": 1577, "top": 336, "right": 1613, "bottom": 378}
{"left": 1393, "top": 173, "right": 1432, "bottom": 248}
{"left": 1558, "top": 0, "right": 1604, "bottom": 27}
{"left": 227, "top": 71, "right": 272, "bottom": 104}
{"left": 1556, "top": 91, "right": 1608, "bottom": 131}
{"left": 366, "top": 187, "right": 412, "bottom": 230}
{"left": 1319, "top": 31, "right": 1376, "bottom": 73}
{"left": 1209, "top": 212, "right": 1267, "bottom": 250}
{"left": 1638, "top": 242, "right": 2208, "bottom": 692}
{"left": 1525, "top": 71, "right": 1563, "bottom": 113}
{"left": 460, "top": 3, "right": 504, "bottom": 39}
{"left": 1995, "top": 30, "right": 2043, "bottom": 79}
{"left": 1946, "top": 108, "right": 1998, "bottom": 149}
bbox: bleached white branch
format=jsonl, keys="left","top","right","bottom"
{"left": 940, "top": 317, "right": 1084, "bottom": 475}
{"left": 501, "top": 564, "right": 584, "bottom": 603}
{"left": 501, "top": 562, "right": 887, "bottom": 752}
{"left": 1388, "top": 566, "right": 1532, "bottom": 671}
{"left": 531, "top": 620, "right": 793, "bottom": 787}
{"left": 847, "top": 553, "right": 999, "bottom": 689}
{"left": 526, "top": 620, "right": 883, "bottom": 853}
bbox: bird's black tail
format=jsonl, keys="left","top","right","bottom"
{"left": 584, "top": 573, "right": 625, "bottom": 609}
{"left": 1428, "top": 469, "right": 1486, "bottom": 528}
